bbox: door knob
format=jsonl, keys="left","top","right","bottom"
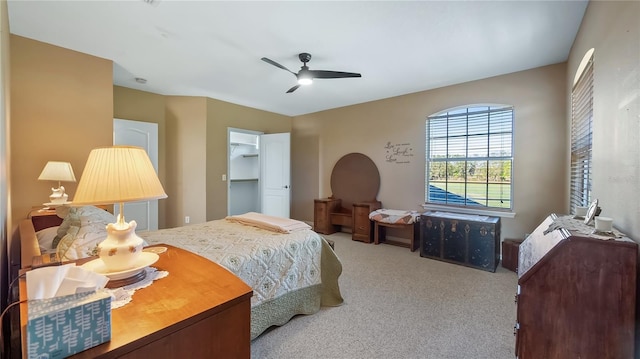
{"left": 284, "top": 185, "right": 289, "bottom": 189}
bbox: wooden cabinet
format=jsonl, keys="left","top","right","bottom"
{"left": 314, "top": 198, "right": 341, "bottom": 234}
{"left": 419, "top": 211, "right": 500, "bottom": 272}
{"left": 501, "top": 239, "right": 522, "bottom": 272}
{"left": 352, "top": 202, "right": 381, "bottom": 243}
{"left": 20, "top": 245, "right": 253, "bottom": 358}
{"left": 514, "top": 214, "right": 637, "bottom": 359}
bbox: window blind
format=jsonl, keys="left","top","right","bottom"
{"left": 425, "top": 105, "right": 513, "bottom": 209}
{"left": 570, "top": 58, "right": 593, "bottom": 212}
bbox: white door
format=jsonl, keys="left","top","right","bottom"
{"left": 113, "top": 118, "right": 160, "bottom": 231}
{"left": 260, "top": 133, "right": 291, "bottom": 218}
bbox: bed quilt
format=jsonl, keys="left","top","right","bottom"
{"left": 138, "top": 219, "right": 342, "bottom": 308}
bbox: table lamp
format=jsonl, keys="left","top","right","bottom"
{"left": 38, "top": 161, "right": 76, "bottom": 204}
{"left": 72, "top": 146, "right": 167, "bottom": 273}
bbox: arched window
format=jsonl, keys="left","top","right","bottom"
{"left": 570, "top": 48, "right": 594, "bottom": 213}
{"left": 425, "top": 104, "right": 514, "bottom": 210}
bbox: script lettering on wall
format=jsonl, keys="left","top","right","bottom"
{"left": 384, "top": 141, "right": 414, "bottom": 164}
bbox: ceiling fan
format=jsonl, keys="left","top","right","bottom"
{"left": 261, "top": 52, "right": 361, "bottom": 93}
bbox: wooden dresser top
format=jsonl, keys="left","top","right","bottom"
{"left": 20, "top": 244, "right": 253, "bottom": 358}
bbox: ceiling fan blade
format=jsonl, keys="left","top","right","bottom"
{"left": 309, "top": 70, "right": 362, "bottom": 79}
{"left": 261, "top": 57, "right": 296, "bottom": 75}
{"left": 286, "top": 84, "right": 301, "bottom": 93}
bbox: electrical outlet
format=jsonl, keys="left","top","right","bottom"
{"left": 185, "top": 216, "right": 190, "bottom": 224}
{"left": 222, "top": 174, "right": 227, "bottom": 181}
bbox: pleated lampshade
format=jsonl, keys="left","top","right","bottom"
{"left": 73, "top": 146, "right": 167, "bottom": 205}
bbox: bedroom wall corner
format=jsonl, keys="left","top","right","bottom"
{"left": 9, "top": 35, "right": 112, "bottom": 233}
{"left": 291, "top": 115, "right": 321, "bottom": 223}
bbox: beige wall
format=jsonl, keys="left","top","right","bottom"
{"left": 567, "top": 1, "right": 640, "bottom": 241}
{"left": 9, "top": 35, "right": 113, "bottom": 228}
{"left": 164, "top": 96, "right": 208, "bottom": 227}
{"left": 292, "top": 64, "right": 568, "bottom": 241}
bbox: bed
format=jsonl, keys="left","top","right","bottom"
{"left": 19, "top": 207, "right": 344, "bottom": 340}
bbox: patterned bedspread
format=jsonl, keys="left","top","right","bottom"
{"left": 139, "top": 219, "right": 341, "bottom": 309}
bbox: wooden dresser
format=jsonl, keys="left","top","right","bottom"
{"left": 514, "top": 214, "right": 637, "bottom": 359}
{"left": 313, "top": 199, "right": 380, "bottom": 242}
{"left": 419, "top": 211, "right": 500, "bottom": 272}
{"left": 20, "top": 245, "right": 253, "bottom": 358}
{"left": 313, "top": 153, "right": 382, "bottom": 243}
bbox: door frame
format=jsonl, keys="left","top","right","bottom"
{"left": 227, "top": 127, "right": 263, "bottom": 216}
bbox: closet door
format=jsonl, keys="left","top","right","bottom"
{"left": 260, "top": 133, "right": 290, "bottom": 218}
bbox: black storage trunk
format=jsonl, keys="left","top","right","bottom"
{"left": 420, "top": 211, "right": 501, "bottom": 272}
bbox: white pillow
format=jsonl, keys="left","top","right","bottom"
{"left": 57, "top": 206, "right": 115, "bottom": 235}
{"left": 55, "top": 207, "right": 115, "bottom": 260}
{"left": 56, "top": 225, "right": 105, "bottom": 261}
{"left": 36, "top": 226, "right": 60, "bottom": 254}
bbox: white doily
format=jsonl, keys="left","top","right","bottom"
{"left": 543, "top": 215, "right": 625, "bottom": 239}
{"left": 108, "top": 266, "right": 169, "bottom": 309}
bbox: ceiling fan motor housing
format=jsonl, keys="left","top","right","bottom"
{"left": 298, "top": 53, "right": 312, "bottom": 63}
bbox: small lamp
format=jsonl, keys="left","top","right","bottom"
{"left": 38, "top": 161, "right": 76, "bottom": 204}
{"left": 72, "top": 146, "right": 167, "bottom": 273}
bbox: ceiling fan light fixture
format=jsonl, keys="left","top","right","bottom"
{"left": 261, "top": 52, "right": 361, "bottom": 93}
{"left": 297, "top": 77, "right": 313, "bottom": 86}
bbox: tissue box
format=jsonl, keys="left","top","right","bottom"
{"left": 27, "top": 290, "right": 111, "bottom": 359}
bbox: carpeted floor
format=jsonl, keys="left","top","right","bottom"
{"left": 251, "top": 232, "right": 518, "bottom": 359}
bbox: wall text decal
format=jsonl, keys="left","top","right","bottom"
{"left": 385, "top": 141, "right": 413, "bottom": 164}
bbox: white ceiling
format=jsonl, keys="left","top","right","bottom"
{"left": 7, "top": 0, "right": 588, "bottom": 117}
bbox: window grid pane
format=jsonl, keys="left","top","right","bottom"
{"left": 425, "top": 105, "right": 514, "bottom": 210}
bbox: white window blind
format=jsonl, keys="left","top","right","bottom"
{"left": 425, "top": 105, "right": 514, "bottom": 210}
{"left": 570, "top": 57, "right": 593, "bottom": 212}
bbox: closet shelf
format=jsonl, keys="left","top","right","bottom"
{"left": 230, "top": 141, "right": 257, "bottom": 147}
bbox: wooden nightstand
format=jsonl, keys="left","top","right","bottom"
{"left": 28, "top": 208, "right": 63, "bottom": 232}
{"left": 19, "top": 245, "right": 253, "bottom": 358}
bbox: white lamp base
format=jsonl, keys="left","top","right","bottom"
{"left": 49, "top": 186, "right": 69, "bottom": 204}
{"left": 98, "top": 216, "right": 144, "bottom": 272}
